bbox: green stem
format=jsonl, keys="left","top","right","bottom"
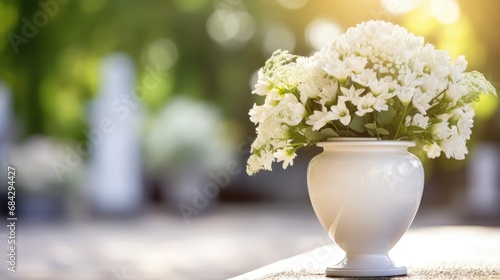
{"left": 394, "top": 103, "right": 410, "bottom": 139}
{"left": 373, "top": 112, "right": 381, "bottom": 140}
{"left": 429, "top": 89, "right": 446, "bottom": 106}
{"left": 331, "top": 122, "right": 339, "bottom": 132}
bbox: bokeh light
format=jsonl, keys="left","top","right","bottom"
{"left": 430, "top": 0, "right": 461, "bottom": 25}
{"left": 381, "top": 0, "right": 421, "bottom": 15}
{"left": 262, "top": 26, "right": 296, "bottom": 56}
{"left": 403, "top": 6, "right": 435, "bottom": 36}
{"left": 305, "top": 19, "right": 343, "bottom": 51}
{"left": 172, "top": 0, "right": 210, "bottom": 13}
{"left": 474, "top": 94, "right": 499, "bottom": 120}
{"left": 206, "top": 10, "right": 256, "bottom": 49}
{"left": 276, "top": 0, "right": 308, "bottom": 10}
{"left": 143, "top": 38, "right": 178, "bottom": 71}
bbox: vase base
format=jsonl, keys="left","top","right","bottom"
{"left": 326, "top": 266, "right": 407, "bottom": 277}
{"left": 326, "top": 255, "right": 407, "bottom": 277}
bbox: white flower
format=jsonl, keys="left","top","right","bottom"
{"left": 421, "top": 76, "right": 444, "bottom": 97}
{"left": 297, "top": 82, "right": 318, "bottom": 104}
{"left": 323, "top": 61, "right": 352, "bottom": 82}
{"left": 247, "top": 147, "right": 276, "bottom": 174}
{"left": 451, "top": 55, "right": 467, "bottom": 83}
{"left": 344, "top": 55, "right": 368, "bottom": 74}
{"left": 369, "top": 79, "right": 389, "bottom": 96}
{"left": 405, "top": 113, "right": 429, "bottom": 129}
{"left": 317, "top": 79, "right": 339, "bottom": 106}
{"left": 400, "top": 71, "right": 424, "bottom": 88}
{"left": 372, "top": 96, "right": 389, "bottom": 112}
{"left": 246, "top": 155, "right": 259, "bottom": 175}
{"left": 423, "top": 143, "right": 442, "bottom": 158}
{"left": 260, "top": 150, "right": 275, "bottom": 171}
{"left": 352, "top": 69, "right": 377, "bottom": 87}
{"left": 454, "top": 107, "right": 475, "bottom": 139}
{"left": 273, "top": 147, "right": 297, "bottom": 169}
{"left": 354, "top": 93, "right": 376, "bottom": 116}
{"left": 445, "top": 83, "right": 467, "bottom": 106}
{"left": 411, "top": 88, "right": 433, "bottom": 114}
{"left": 328, "top": 97, "right": 352, "bottom": 126}
{"left": 396, "top": 86, "right": 414, "bottom": 105}
{"left": 381, "top": 76, "right": 398, "bottom": 92}
{"left": 264, "top": 88, "right": 283, "bottom": 105}
{"left": 415, "top": 114, "right": 430, "bottom": 129}
{"left": 430, "top": 121, "right": 453, "bottom": 140}
{"left": 247, "top": 154, "right": 272, "bottom": 175}
{"left": 340, "top": 85, "right": 365, "bottom": 102}
{"left": 249, "top": 104, "right": 270, "bottom": 124}
{"left": 252, "top": 69, "right": 270, "bottom": 96}
{"left": 306, "top": 107, "right": 330, "bottom": 131}
{"left": 275, "top": 93, "right": 306, "bottom": 126}
{"left": 247, "top": 20, "right": 496, "bottom": 174}
{"left": 437, "top": 113, "right": 452, "bottom": 122}
{"left": 441, "top": 134, "right": 468, "bottom": 160}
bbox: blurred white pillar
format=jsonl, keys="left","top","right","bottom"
{"left": 0, "top": 81, "right": 12, "bottom": 139}
{"left": 0, "top": 82, "right": 13, "bottom": 183}
{"left": 88, "top": 53, "right": 143, "bottom": 215}
{"left": 467, "top": 143, "right": 500, "bottom": 216}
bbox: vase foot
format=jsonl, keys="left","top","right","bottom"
{"left": 326, "top": 255, "right": 407, "bottom": 277}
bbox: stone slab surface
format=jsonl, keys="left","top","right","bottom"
{"left": 231, "top": 226, "right": 500, "bottom": 280}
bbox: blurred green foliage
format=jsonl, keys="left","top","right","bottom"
{"left": 0, "top": 0, "right": 268, "bottom": 140}
{"left": 1, "top": 0, "right": 499, "bottom": 148}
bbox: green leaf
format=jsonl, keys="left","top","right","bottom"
{"left": 320, "top": 128, "right": 340, "bottom": 137}
{"left": 406, "top": 126, "right": 425, "bottom": 132}
{"left": 287, "top": 126, "right": 307, "bottom": 143}
{"left": 365, "top": 123, "right": 377, "bottom": 130}
{"left": 377, "top": 128, "right": 390, "bottom": 135}
{"left": 337, "top": 130, "right": 349, "bottom": 137}
{"left": 376, "top": 107, "right": 397, "bottom": 125}
{"left": 364, "top": 122, "right": 390, "bottom": 137}
{"left": 304, "top": 127, "right": 325, "bottom": 141}
{"left": 349, "top": 115, "right": 366, "bottom": 133}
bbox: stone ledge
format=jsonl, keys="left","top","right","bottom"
{"left": 230, "top": 226, "right": 500, "bottom": 280}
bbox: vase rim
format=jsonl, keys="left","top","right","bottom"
{"left": 318, "top": 138, "right": 416, "bottom": 147}
{"left": 326, "top": 137, "right": 378, "bottom": 141}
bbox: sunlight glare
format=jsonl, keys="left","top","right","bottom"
{"left": 381, "top": 0, "right": 421, "bottom": 15}
{"left": 306, "top": 19, "right": 342, "bottom": 51}
{"left": 277, "top": 0, "right": 308, "bottom": 10}
{"left": 430, "top": 0, "right": 460, "bottom": 25}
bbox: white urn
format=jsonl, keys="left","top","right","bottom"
{"left": 307, "top": 138, "right": 424, "bottom": 277}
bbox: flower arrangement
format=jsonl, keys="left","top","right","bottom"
{"left": 247, "top": 20, "right": 496, "bottom": 175}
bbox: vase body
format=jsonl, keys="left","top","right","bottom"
{"left": 307, "top": 139, "right": 424, "bottom": 277}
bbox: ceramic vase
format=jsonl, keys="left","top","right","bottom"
{"left": 307, "top": 138, "right": 424, "bottom": 277}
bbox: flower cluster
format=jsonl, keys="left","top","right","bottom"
{"left": 247, "top": 20, "right": 496, "bottom": 175}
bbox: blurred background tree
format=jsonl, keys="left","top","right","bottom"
{"left": 1, "top": 0, "right": 500, "bottom": 207}
{"left": 2, "top": 0, "right": 499, "bottom": 138}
